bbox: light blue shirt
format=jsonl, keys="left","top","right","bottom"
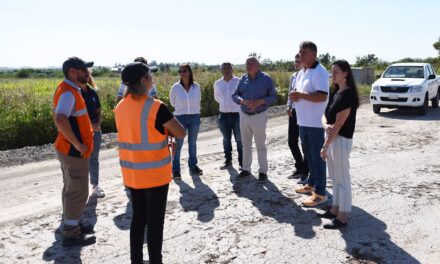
{"left": 232, "top": 71, "right": 277, "bottom": 114}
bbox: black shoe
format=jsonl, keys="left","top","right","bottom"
{"left": 317, "top": 210, "right": 337, "bottom": 220}
{"left": 190, "top": 165, "right": 203, "bottom": 175}
{"left": 62, "top": 233, "right": 96, "bottom": 247}
{"left": 288, "top": 170, "right": 305, "bottom": 179}
{"left": 258, "top": 173, "right": 268, "bottom": 183}
{"left": 236, "top": 170, "right": 251, "bottom": 180}
{"left": 173, "top": 172, "right": 181, "bottom": 180}
{"left": 220, "top": 160, "right": 232, "bottom": 170}
{"left": 323, "top": 218, "right": 347, "bottom": 229}
{"left": 79, "top": 223, "right": 95, "bottom": 234}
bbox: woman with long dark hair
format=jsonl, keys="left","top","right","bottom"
{"left": 169, "top": 64, "right": 203, "bottom": 179}
{"left": 319, "top": 59, "right": 359, "bottom": 229}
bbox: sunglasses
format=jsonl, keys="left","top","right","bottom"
{"left": 178, "top": 69, "right": 189, "bottom": 74}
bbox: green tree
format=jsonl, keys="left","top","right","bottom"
{"left": 434, "top": 37, "right": 440, "bottom": 56}
{"left": 318, "top": 53, "right": 336, "bottom": 69}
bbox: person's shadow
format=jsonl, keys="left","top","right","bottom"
{"left": 113, "top": 188, "right": 132, "bottom": 231}
{"left": 340, "top": 206, "right": 420, "bottom": 263}
{"left": 227, "top": 167, "right": 320, "bottom": 239}
{"left": 42, "top": 195, "right": 98, "bottom": 263}
{"left": 175, "top": 173, "right": 220, "bottom": 222}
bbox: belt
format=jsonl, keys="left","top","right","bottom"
{"left": 220, "top": 112, "right": 239, "bottom": 115}
{"left": 243, "top": 109, "right": 266, "bottom": 116}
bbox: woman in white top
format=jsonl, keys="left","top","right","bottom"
{"left": 169, "top": 64, "right": 203, "bottom": 179}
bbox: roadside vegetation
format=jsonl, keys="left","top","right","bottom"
{"left": 1, "top": 48, "right": 438, "bottom": 150}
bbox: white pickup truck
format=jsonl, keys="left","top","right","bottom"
{"left": 370, "top": 63, "right": 440, "bottom": 115}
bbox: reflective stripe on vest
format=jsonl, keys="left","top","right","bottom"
{"left": 120, "top": 155, "right": 171, "bottom": 170}
{"left": 72, "top": 108, "right": 88, "bottom": 117}
{"left": 119, "top": 97, "right": 170, "bottom": 170}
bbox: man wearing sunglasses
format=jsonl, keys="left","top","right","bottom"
{"left": 53, "top": 57, "right": 96, "bottom": 247}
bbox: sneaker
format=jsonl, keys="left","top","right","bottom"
{"left": 62, "top": 225, "right": 96, "bottom": 247}
{"left": 323, "top": 218, "right": 347, "bottom": 229}
{"left": 258, "top": 173, "right": 268, "bottom": 183}
{"left": 79, "top": 223, "right": 95, "bottom": 234}
{"left": 236, "top": 170, "right": 251, "bottom": 180}
{"left": 297, "top": 178, "right": 308, "bottom": 185}
{"left": 317, "top": 210, "right": 337, "bottom": 220}
{"left": 92, "top": 185, "right": 105, "bottom": 198}
{"left": 302, "top": 193, "right": 328, "bottom": 207}
{"left": 173, "top": 172, "right": 181, "bottom": 180}
{"left": 287, "top": 171, "right": 304, "bottom": 179}
{"left": 295, "top": 184, "right": 313, "bottom": 195}
{"left": 62, "top": 233, "right": 96, "bottom": 247}
{"left": 189, "top": 165, "right": 203, "bottom": 175}
{"left": 220, "top": 160, "right": 232, "bottom": 170}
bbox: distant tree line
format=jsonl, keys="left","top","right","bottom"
{"left": 2, "top": 37, "right": 439, "bottom": 78}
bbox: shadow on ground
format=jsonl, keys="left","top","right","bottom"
{"left": 42, "top": 195, "right": 98, "bottom": 263}
{"left": 175, "top": 173, "right": 220, "bottom": 222}
{"left": 341, "top": 206, "right": 420, "bottom": 263}
{"left": 228, "top": 167, "right": 321, "bottom": 239}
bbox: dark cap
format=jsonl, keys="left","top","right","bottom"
{"left": 121, "top": 62, "right": 150, "bottom": 86}
{"left": 133, "top": 57, "right": 158, "bottom": 73}
{"left": 62, "top": 57, "right": 94, "bottom": 75}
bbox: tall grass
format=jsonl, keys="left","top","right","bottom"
{"left": 0, "top": 70, "right": 370, "bottom": 150}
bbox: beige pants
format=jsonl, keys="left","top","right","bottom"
{"left": 239, "top": 110, "right": 268, "bottom": 174}
{"left": 56, "top": 151, "right": 89, "bottom": 221}
{"left": 327, "top": 135, "right": 353, "bottom": 213}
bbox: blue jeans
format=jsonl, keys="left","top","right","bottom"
{"left": 89, "top": 131, "right": 102, "bottom": 186}
{"left": 299, "top": 126, "right": 326, "bottom": 196}
{"left": 173, "top": 114, "right": 200, "bottom": 173}
{"left": 218, "top": 112, "right": 243, "bottom": 165}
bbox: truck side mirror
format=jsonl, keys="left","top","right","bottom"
{"left": 376, "top": 73, "right": 382, "bottom": 79}
{"left": 428, "top": 74, "right": 436, "bottom": 80}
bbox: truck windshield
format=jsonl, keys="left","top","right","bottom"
{"left": 382, "top": 66, "right": 424, "bottom": 78}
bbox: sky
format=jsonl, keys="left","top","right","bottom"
{"left": 1, "top": 0, "right": 439, "bottom": 68}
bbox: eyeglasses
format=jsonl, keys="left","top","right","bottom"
{"left": 178, "top": 69, "right": 189, "bottom": 74}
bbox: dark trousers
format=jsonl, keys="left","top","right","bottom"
{"left": 129, "top": 184, "right": 169, "bottom": 264}
{"left": 219, "top": 112, "right": 243, "bottom": 165}
{"left": 288, "top": 111, "right": 309, "bottom": 179}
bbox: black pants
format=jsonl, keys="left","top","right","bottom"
{"left": 288, "top": 110, "right": 309, "bottom": 179}
{"left": 129, "top": 184, "right": 169, "bottom": 264}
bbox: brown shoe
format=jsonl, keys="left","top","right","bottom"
{"left": 295, "top": 185, "right": 313, "bottom": 195}
{"left": 302, "top": 193, "right": 328, "bottom": 207}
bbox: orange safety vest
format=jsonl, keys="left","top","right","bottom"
{"left": 114, "top": 94, "right": 172, "bottom": 189}
{"left": 53, "top": 81, "right": 93, "bottom": 158}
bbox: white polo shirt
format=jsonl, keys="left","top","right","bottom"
{"left": 214, "top": 76, "right": 241, "bottom": 113}
{"left": 169, "top": 81, "right": 201, "bottom": 115}
{"left": 294, "top": 62, "right": 329, "bottom": 128}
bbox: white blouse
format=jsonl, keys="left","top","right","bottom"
{"left": 169, "top": 81, "right": 201, "bottom": 115}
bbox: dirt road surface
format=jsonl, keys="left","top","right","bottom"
{"left": 1, "top": 104, "right": 440, "bottom": 264}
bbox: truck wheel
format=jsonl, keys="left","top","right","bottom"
{"left": 418, "top": 94, "right": 428, "bottom": 115}
{"left": 431, "top": 89, "right": 439, "bottom": 108}
{"left": 373, "top": 105, "right": 381, "bottom": 114}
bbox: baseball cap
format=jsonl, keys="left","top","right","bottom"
{"left": 121, "top": 62, "right": 150, "bottom": 86}
{"left": 62, "top": 57, "right": 94, "bottom": 75}
{"left": 133, "top": 57, "right": 158, "bottom": 73}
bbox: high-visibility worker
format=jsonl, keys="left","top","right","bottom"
{"left": 114, "top": 62, "right": 185, "bottom": 264}
{"left": 53, "top": 57, "right": 96, "bottom": 247}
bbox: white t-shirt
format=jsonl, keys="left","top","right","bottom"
{"left": 169, "top": 82, "right": 201, "bottom": 115}
{"left": 214, "top": 76, "right": 241, "bottom": 113}
{"left": 294, "top": 62, "right": 329, "bottom": 128}
{"left": 117, "top": 83, "right": 157, "bottom": 98}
